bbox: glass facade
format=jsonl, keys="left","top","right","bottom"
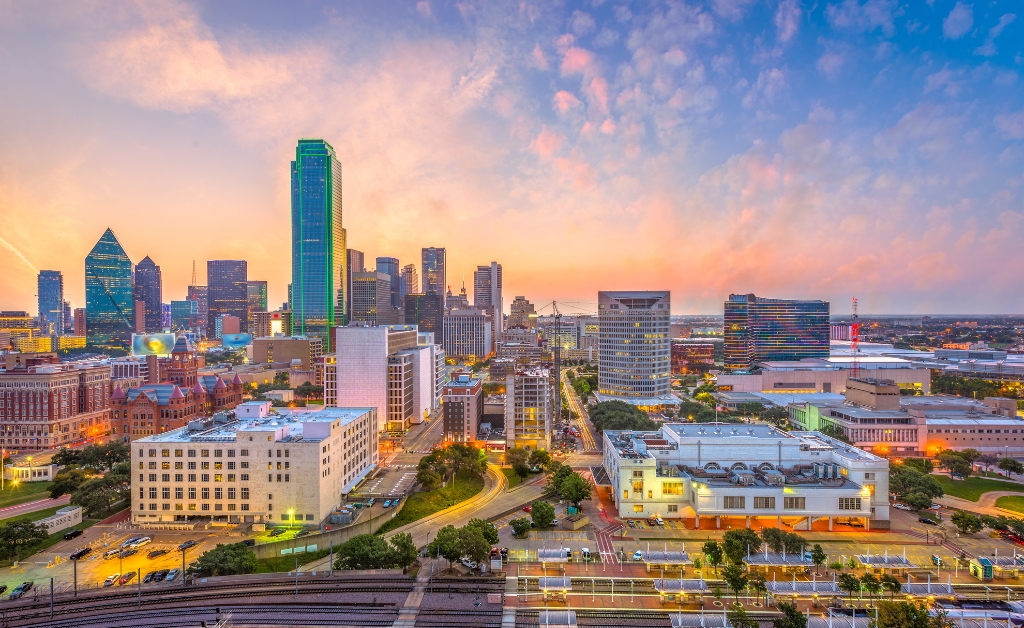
{"left": 207, "top": 260, "right": 248, "bottom": 333}
{"left": 723, "top": 293, "right": 830, "bottom": 370}
{"left": 597, "top": 291, "right": 671, "bottom": 400}
{"left": 376, "top": 256, "right": 401, "bottom": 309}
{"left": 134, "top": 256, "right": 163, "bottom": 332}
{"left": 170, "top": 300, "right": 200, "bottom": 331}
{"left": 404, "top": 292, "right": 443, "bottom": 343}
{"left": 85, "top": 228, "right": 134, "bottom": 349}
{"left": 291, "top": 139, "right": 345, "bottom": 346}
{"left": 246, "top": 280, "right": 268, "bottom": 329}
{"left": 421, "top": 247, "right": 445, "bottom": 295}
{"left": 37, "top": 270, "right": 64, "bottom": 334}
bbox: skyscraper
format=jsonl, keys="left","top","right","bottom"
{"left": 85, "top": 228, "right": 134, "bottom": 349}
{"left": 597, "top": 291, "right": 672, "bottom": 408}
{"left": 723, "top": 293, "right": 830, "bottom": 370}
{"left": 207, "top": 260, "right": 248, "bottom": 333}
{"left": 421, "top": 247, "right": 446, "bottom": 295}
{"left": 133, "top": 256, "right": 163, "bottom": 333}
{"left": 351, "top": 271, "right": 393, "bottom": 325}
{"left": 37, "top": 270, "right": 64, "bottom": 334}
{"left": 187, "top": 285, "right": 208, "bottom": 334}
{"left": 404, "top": 292, "right": 443, "bottom": 342}
{"left": 473, "top": 262, "right": 503, "bottom": 345}
{"left": 401, "top": 264, "right": 418, "bottom": 302}
{"left": 508, "top": 296, "right": 536, "bottom": 329}
{"left": 246, "top": 280, "right": 268, "bottom": 329}
{"left": 346, "top": 249, "right": 364, "bottom": 323}
{"left": 291, "top": 139, "right": 346, "bottom": 344}
{"left": 376, "top": 257, "right": 401, "bottom": 310}
{"left": 170, "top": 300, "right": 200, "bottom": 331}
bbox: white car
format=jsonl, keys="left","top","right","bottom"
{"left": 460, "top": 558, "right": 478, "bottom": 569}
{"left": 633, "top": 550, "right": 644, "bottom": 561}
{"left": 165, "top": 568, "right": 180, "bottom": 581}
{"left": 129, "top": 537, "right": 152, "bottom": 549}
{"left": 103, "top": 574, "right": 120, "bottom": 587}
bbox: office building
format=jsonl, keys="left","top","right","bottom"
{"left": 37, "top": 270, "right": 64, "bottom": 334}
{"left": 603, "top": 424, "right": 889, "bottom": 529}
{"left": 504, "top": 365, "right": 552, "bottom": 451}
{"left": 597, "top": 291, "right": 674, "bottom": 409}
{"left": 724, "top": 294, "right": 830, "bottom": 370}
{"left": 541, "top": 319, "right": 578, "bottom": 352}
{"left": 207, "top": 260, "right": 248, "bottom": 333}
{"left": 170, "top": 300, "right": 200, "bottom": 332}
{"left": 715, "top": 357, "right": 931, "bottom": 395}
{"left": 350, "top": 271, "right": 394, "bottom": 325}
{"left": 401, "top": 264, "right": 418, "bottom": 301}
{"left": 251, "top": 336, "right": 324, "bottom": 371}
{"left": 443, "top": 371, "right": 482, "bottom": 443}
{"left": 255, "top": 310, "right": 293, "bottom": 338}
{"left": 421, "top": 247, "right": 446, "bottom": 295}
{"left": 387, "top": 352, "right": 414, "bottom": 432}
{"left": 186, "top": 286, "right": 208, "bottom": 334}
{"left": 508, "top": 296, "right": 536, "bottom": 329}
{"left": 375, "top": 257, "right": 402, "bottom": 311}
{"left": 404, "top": 293, "right": 443, "bottom": 343}
{"left": 215, "top": 314, "right": 241, "bottom": 338}
{"left": 134, "top": 256, "right": 163, "bottom": 333}
{"left": 291, "top": 139, "right": 346, "bottom": 343}
{"left": 0, "top": 360, "right": 112, "bottom": 450}
{"left": 62, "top": 302, "right": 73, "bottom": 334}
{"left": 73, "top": 308, "right": 86, "bottom": 337}
{"left": 670, "top": 342, "right": 715, "bottom": 373}
{"left": 85, "top": 228, "right": 135, "bottom": 349}
{"left": 443, "top": 308, "right": 493, "bottom": 359}
{"left": 345, "top": 249, "right": 364, "bottom": 322}
{"left": 246, "top": 280, "right": 268, "bottom": 330}
{"left": 473, "top": 262, "right": 503, "bottom": 344}
{"left": 129, "top": 403, "right": 378, "bottom": 525}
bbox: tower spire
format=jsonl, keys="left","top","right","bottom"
{"left": 191, "top": 260, "right": 197, "bottom": 287}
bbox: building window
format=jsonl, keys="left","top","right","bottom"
{"left": 723, "top": 496, "right": 745, "bottom": 509}
{"left": 662, "top": 482, "right": 683, "bottom": 495}
{"left": 175, "top": 474, "right": 183, "bottom": 482}
{"left": 162, "top": 503, "right": 171, "bottom": 510}
{"left": 228, "top": 488, "right": 236, "bottom": 499}
{"left": 175, "top": 488, "right": 183, "bottom": 499}
{"left": 188, "top": 504, "right": 196, "bottom": 511}
{"left": 753, "top": 497, "right": 775, "bottom": 509}
{"left": 188, "top": 462, "right": 196, "bottom": 470}
{"left": 214, "top": 488, "right": 223, "bottom": 499}
{"left": 632, "top": 470, "right": 643, "bottom": 478}
{"left": 201, "top": 504, "right": 210, "bottom": 511}
{"left": 241, "top": 474, "right": 249, "bottom": 481}
{"left": 162, "top": 488, "right": 170, "bottom": 499}
{"left": 201, "top": 488, "right": 210, "bottom": 499}
{"left": 214, "top": 449, "right": 222, "bottom": 457}
{"left": 784, "top": 497, "right": 806, "bottom": 510}
{"left": 201, "top": 474, "right": 210, "bottom": 482}
{"left": 284, "top": 474, "right": 290, "bottom": 482}
{"left": 148, "top": 488, "right": 157, "bottom": 499}
{"left": 188, "top": 474, "right": 196, "bottom": 482}
{"left": 839, "top": 498, "right": 862, "bottom": 511}
{"left": 240, "top": 449, "right": 249, "bottom": 456}
{"left": 241, "top": 488, "right": 249, "bottom": 499}
{"left": 227, "top": 504, "right": 236, "bottom": 511}
{"left": 175, "top": 504, "right": 183, "bottom": 511}
{"left": 161, "top": 474, "right": 170, "bottom": 482}
{"left": 632, "top": 504, "right": 643, "bottom": 513}
{"left": 214, "top": 474, "right": 223, "bottom": 482}
{"left": 188, "top": 488, "right": 196, "bottom": 499}
{"left": 241, "top": 504, "right": 249, "bottom": 511}
{"left": 667, "top": 504, "right": 678, "bottom": 513}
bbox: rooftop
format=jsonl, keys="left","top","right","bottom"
{"left": 135, "top": 406, "right": 375, "bottom": 444}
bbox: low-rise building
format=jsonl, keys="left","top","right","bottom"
{"left": 716, "top": 357, "right": 931, "bottom": 395}
{"left": 603, "top": 423, "right": 889, "bottom": 529}
{"left": 250, "top": 336, "right": 324, "bottom": 371}
{"left": 130, "top": 402, "right": 378, "bottom": 525}
{"left": 442, "top": 371, "right": 482, "bottom": 443}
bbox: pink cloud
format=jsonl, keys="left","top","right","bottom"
{"left": 561, "top": 47, "right": 595, "bottom": 76}
{"left": 531, "top": 44, "right": 548, "bottom": 70}
{"left": 552, "top": 90, "right": 581, "bottom": 113}
{"left": 587, "top": 76, "right": 609, "bottom": 113}
{"left": 531, "top": 125, "right": 565, "bottom": 159}
{"left": 600, "top": 118, "right": 616, "bottom": 134}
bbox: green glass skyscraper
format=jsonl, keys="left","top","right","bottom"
{"left": 85, "top": 228, "right": 134, "bottom": 349}
{"left": 291, "top": 139, "right": 346, "bottom": 347}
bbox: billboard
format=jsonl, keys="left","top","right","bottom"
{"left": 221, "top": 333, "right": 253, "bottom": 350}
{"left": 132, "top": 333, "right": 177, "bottom": 357}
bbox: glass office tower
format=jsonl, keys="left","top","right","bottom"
{"left": 376, "top": 256, "right": 401, "bottom": 309}
{"left": 134, "top": 256, "right": 163, "bottom": 333}
{"left": 85, "top": 228, "right": 134, "bottom": 349}
{"left": 207, "top": 260, "right": 248, "bottom": 332}
{"left": 246, "top": 280, "right": 268, "bottom": 329}
{"left": 421, "top": 247, "right": 446, "bottom": 296}
{"left": 37, "top": 270, "right": 64, "bottom": 334}
{"left": 723, "top": 293, "right": 830, "bottom": 370}
{"left": 291, "top": 139, "right": 346, "bottom": 346}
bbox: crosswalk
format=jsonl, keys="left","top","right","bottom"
{"left": 596, "top": 521, "right": 622, "bottom": 564}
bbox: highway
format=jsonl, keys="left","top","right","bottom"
{"left": 562, "top": 370, "right": 599, "bottom": 452}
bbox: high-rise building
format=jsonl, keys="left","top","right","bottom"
{"left": 508, "top": 296, "right": 536, "bottom": 329}
{"left": 505, "top": 365, "right": 552, "bottom": 451}
{"left": 473, "top": 262, "right": 503, "bottom": 345}
{"left": 404, "top": 293, "right": 443, "bottom": 343}
{"left": 723, "top": 293, "right": 830, "bottom": 371}
{"left": 133, "top": 256, "right": 163, "bottom": 333}
{"left": 443, "top": 308, "right": 493, "bottom": 359}
{"left": 73, "top": 308, "right": 86, "bottom": 337}
{"left": 421, "top": 247, "right": 446, "bottom": 296}
{"left": 401, "top": 264, "right": 418, "bottom": 301}
{"left": 597, "top": 291, "right": 672, "bottom": 409}
{"left": 291, "top": 139, "right": 346, "bottom": 344}
{"left": 37, "top": 270, "right": 64, "bottom": 334}
{"left": 255, "top": 310, "right": 293, "bottom": 338}
{"left": 446, "top": 281, "right": 470, "bottom": 312}
{"left": 376, "top": 257, "right": 401, "bottom": 311}
{"left": 246, "top": 280, "right": 268, "bottom": 330}
{"left": 170, "top": 300, "right": 200, "bottom": 331}
{"left": 346, "top": 249, "right": 365, "bottom": 322}
{"left": 351, "top": 271, "right": 394, "bottom": 325}
{"left": 187, "top": 285, "right": 208, "bottom": 333}
{"left": 85, "top": 228, "right": 134, "bottom": 349}
{"left": 442, "top": 371, "right": 482, "bottom": 443}
{"left": 207, "top": 260, "right": 248, "bottom": 333}
{"left": 63, "top": 301, "right": 73, "bottom": 334}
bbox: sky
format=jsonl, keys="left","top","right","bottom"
{"left": 1, "top": 0, "right": 1022, "bottom": 316}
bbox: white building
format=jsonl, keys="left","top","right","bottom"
{"left": 130, "top": 402, "right": 378, "bottom": 526}
{"left": 603, "top": 423, "right": 889, "bottom": 530}
{"left": 596, "top": 291, "right": 676, "bottom": 410}
{"left": 443, "top": 308, "right": 493, "bottom": 359}
{"left": 505, "top": 365, "right": 552, "bottom": 451}
{"left": 329, "top": 325, "right": 418, "bottom": 433}
{"left": 716, "top": 357, "right": 932, "bottom": 395}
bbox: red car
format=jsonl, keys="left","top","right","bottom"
{"left": 522, "top": 505, "right": 532, "bottom": 513}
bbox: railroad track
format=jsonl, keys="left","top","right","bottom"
{"left": 18, "top": 603, "right": 401, "bottom": 628}
{"left": 514, "top": 609, "right": 786, "bottom": 627}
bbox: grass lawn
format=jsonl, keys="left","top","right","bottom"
{"left": 254, "top": 547, "right": 331, "bottom": 573}
{"left": 996, "top": 495, "right": 1024, "bottom": 514}
{"left": 376, "top": 471, "right": 485, "bottom": 534}
{"left": 0, "top": 504, "right": 63, "bottom": 523}
{"left": 501, "top": 468, "right": 541, "bottom": 489}
{"left": 933, "top": 475, "right": 1024, "bottom": 501}
{"left": 0, "top": 482, "right": 54, "bottom": 509}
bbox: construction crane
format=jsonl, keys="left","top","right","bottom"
{"left": 851, "top": 297, "right": 860, "bottom": 380}
{"left": 533, "top": 301, "right": 597, "bottom": 430}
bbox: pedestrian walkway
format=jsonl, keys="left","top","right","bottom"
{"left": 0, "top": 494, "right": 70, "bottom": 521}
{"left": 391, "top": 560, "right": 432, "bottom": 627}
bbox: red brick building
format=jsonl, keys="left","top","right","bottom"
{"left": 670, "top": 342, "right": 715, "bottom": 374}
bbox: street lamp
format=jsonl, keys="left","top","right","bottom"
{"left": 288, "top": 509, "right": 294, "bottom": 530}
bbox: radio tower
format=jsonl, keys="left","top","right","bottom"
{"left": 850, "top": 297, "right": 860, "bottom": 380}
{"left": 191, "top": 260, "right": 197, "bottom": 287}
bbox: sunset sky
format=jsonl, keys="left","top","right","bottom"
{"left": 1, "top": 1, "right": 1021, "bottom": 315}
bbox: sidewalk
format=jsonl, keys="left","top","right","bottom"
{"left": 0, "top": 494, "right": 70, "bottom": 521}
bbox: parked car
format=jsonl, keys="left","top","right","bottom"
{"left": 627, "top": 520, "right": 635, "bottom": 528}
{"left": 490, "top": 547, "right": 500, "bottom": 557}
{"left": 165, "top": 569, "right": 180, "bottom": 581}
{"left": 143, "top": 571, "right": 158, "bottom": 584}
{"left": 295, "top": 529, "right": 311, "bottom": 538}
{"left": 178, "top": 540, "right": 197, "bottom": 550}
{"left": 129, "top": 537, "right": 152, "bottom": 549}
{"left": 71, "top": 548, "right": 92, "bottom": 560}
{"left": 119, "top": 572, "right": 136, "bottom": 585}
{"left": 522, "top": 505, "right": 532, "bottom": 513}
{"left": 119, "top": 548, "right": 138, "bottom": 559}
{"left": 268, "top": 528, "right": 286, "bottom": 537}
{"left": 153, "top": 570, "right": 169, "bottom": 582}
{"left": 931, "top": 503, "right": 942, "bottom": 509}
{"left": 582, "top": 548, "right": 592, "bottom": 561}
{"left": 103, "top": 574, "right": 121, "bottom": 587}
{"left": 121, "top": 537, "right": 142, "bottom": 549}
{"left": 64, "top": 529, "right": 84, "bottom": 541}
{"left": 551, "top": 519, "right": 559, "bottom": 527}
{"left": 243, "top": 539, "right": 256, "bottom": 547}
{"left": 632, "top": 550, "right": 644, "bottom": 561}
{"left": 9, "top": 582, "right": 33, "bottom": 599}
{"left": 147, "top": 549, "right": 169, "bottom": 559}
{"left": 383, "top": 500, "right": 393, "bottom": 508}
{"left": 104, "top": 549, "right": 121, "bottom": 560}
{"left": 0, "top": 585, "right": 6, "bottom": 595}
{"left": 919, "top": 517, "right": 938, "bottom": 526}
{"left": 500, "top": 547, "right": 509, "bottom": 561}
{"left": 460, "top": 558, "right": 478, "bottom": 569}
{"left": 366, "top": 498, "right": 376, "bottom": 506}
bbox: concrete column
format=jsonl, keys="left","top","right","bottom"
{"left": 777, "top": 516, "right": 782, "bottom": 528}
{"left": 829, "top": 517, "right": 833, "bottom": 531}
{"left": 716, "top": 516, "right": 721, "bottom": 529}
{"left": 865, "top": 517, "right": 870, "bottom": 531}
{"left": 695, "top": 514, "right": 700, "bottom": 529}
{"left": 745, "top": 516, "right": 750, "bottom": 529}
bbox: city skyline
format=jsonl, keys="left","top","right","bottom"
{"left": 1, "top": 2, "right": 1022, "bottom": 315}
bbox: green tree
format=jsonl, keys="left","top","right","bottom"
{"left": 531, "top": 500, "right": 555, "bottom": 528}
{"left": 999, "top": 458, "right": 1024, "bottom": 477}
{"left": 528, "top": 449, "right": 551, "bottom": 469}
{"left": 872, "top": 600, "right": 939, "bottom": 628}
{"left": 889, "top": 463, "right": 943, "bottom": 508}
{"left": 773, "top": 602, "right": 807, "bottom": 628}
{"left": 509, "top": 518, "right": 532, "bottom": 538}
{"left": 546, "top": 464, "right": 573, "bottom": 496}
{"left": 837, "top": 573, "right": 861, "bottom": 603}
{"left": 860, "top": 572, "right": 881, "bottom": 601}
{"left": 512, "top": 461, "right": 531, "bottom": 484}
{"left": 465, "top": 518, "right": 499, "bottom": 545}
{"left": 70, "top": 473, "right": 129, "bottom": 517}
{"left": 728, "top": 606, "right": 760, "bottom": 628}
{"left": 880, "top": 573, "right": 903, "bottom": 600}
{"left": 458, "top": 525, "right": 491, "bottom": 566}
{"left": 951, "top": 511, "right": 983, "bottom": 535}
{"left": 903, "top": 458, "right": 935, "bottom": 474}
{"left": 334, "top": 533, "right": 398, "bottom": 570}
{"left": 427, "top": 525, "right": 462, "bottom": 569}
{"left": 702, "top": 540, "right": 723, "bottom": 574}
{"left": 0, "top": 520, "right": 49, "bottom": 561}
{"left": 506, "top": 447, "right": 529, "bottom": 468}
{"left": 694, "top": 392, "right": 715, "bottom": 405}
{"left": 51, "top": 447, "right": 81, "bottom": 468}
{"left": 390, "top": 533, "right": 418, "bottom": 568}
{"left": 416, "top": 467, "right": 442, "bottom": 490}
{"left": 736, "top": 402, "right": 764, "bottom": 416}
{"left": 938, "top": 450, "right": 972, "bottom": 478}
{"left": 722, "top": 563, "right": 748, "bottom": 603}
{"left": 49, "top": 468, "right": 90, "bottom": 499}
{"left": 589, "top": 401, "right": 657, "bottom": 433}
{"left": 810, "top": 544, "right": 827, "bottom": 574}
{"left": 188, "top": 542, "right": 257, "bottom": 577}
{"left": 748, "top": 571, "right": 767, "bottom": 605}
{"left": 558, "top": 472, "right": 593, "bottom": 510}
{"left": 760, "top": 406, "right": 790, "bottom": 429}
{"left": 722, "top": 529, "right": 761, "bottom": 564}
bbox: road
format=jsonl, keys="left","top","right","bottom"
{"left": 562, "top": 370, "right": 598, "bottom": 452}
{"left": 0, "top": 495, "right": 71, "bottom": 521}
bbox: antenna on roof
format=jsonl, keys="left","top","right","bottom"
{"left": 191, "top": 260, "right": 197, "bottom": 288}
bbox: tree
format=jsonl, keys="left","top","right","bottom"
{"left": 528, "top": 449, "right": 551, "bottom": 469}
{"left": 736, "top": 402, "right": 764, "bottom": 416}
{"left": 761, "top": 528, "right": 804, "bottom": 554}
{"left": 531, "top": 500, "right": 555, "bottom": 528}
{"left": 546, "top": 464, "right": 573, "bottom": 497}
{"left": 880, "top": 573, "right": 903, "bottom": 600}
{"left": 458, "top": 525, "right": 491, "bottom": 566}
{"left": 810, "top": 544, "right": 827, "bottom": 574}
{"left": 188, "top": 542, "right": 257, "bottom": 577}
{"left": 509, "top": 518, "right": 532, "bottom": 538}
{"left": 760, "top": 406, "right": 790, "bottom": 429}
{"left": 70, "top": 472, "right": 130, "bottom": 517}
{"left": 512, "top": 461, "right": 531, "bottom": 484}
{"left": 937, "top": 451, "right": 972, "bottom": 478}
{"left": 51, "top": 447, "right": 81, "bottom": 468}
{"left": 722, "top": 529, "right": 761, "bottom": 564}
{"left": 427, "top": 525, "right": 462, "bottom": 569}
{"left": 903, "top": 458, "right": 935, "bottom": 474}
{"left": 860, "top": 572, "right": 881, "bottom": 601}
{"left": 702, "top": 540, "right": 723, "bottom": 574}
{"left": 978, "top": 453, "right": 1000, "bottom": 474}
{"left": 999, "top": 458, "right": 1024, "bottom": 477}
{"left": 748, "top": 571, "right": 767, "bottom": 605}
{"left": 837, "top": 573, "right": 861, "bottom": 603}
{"left": 721, "top": 563, "right": 747, "bottom": 603}
{"left": 390, "top": 533, "right": 418, "bottom": 568}
{"left": 49, "top": 468, "right": 90, "bottom": 499}
{"left": 334, "top": 534, "right": 398, "bottom": 570}
{"left": 872, "top": 600, "right": 941, "bottom": 628}
{"left": 951, "top": 511, "right": 983, "bottom": 535}
{"left": 506, "top": 447, "right": 529, "bottom": 468}
{"left": 728, "top": 606, "right": 760, "bottom": 628}
{"left": 889, "top": 463, "right": 943, "bottom": 509}
{"left": 589, "top": 401, "right": 657, "bottom": 433}
{"left": 694, "top": 392, "right": 716, "bottom": 406}
{"left": 558, "top": 472, "right": 593, "bottom": 510}
{"left": 773, "top": 602, "right": 807, "bottom": 628}
{"left": 818, "top": 423, "right": 851, "bottom": 443}
{"left": 465, "top": 518, "right": 499, "bottom": 545}
{"left": 416, "top": 467, "right": 443, "bottom": 490}
{"left": 0, "top": 520, "right": 49, "bottom": 561}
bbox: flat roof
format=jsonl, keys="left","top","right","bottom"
{"left": 793, "top": 432, "right": 885, "bottom": 462}
{"left": 594, "top": 391, "right": 680, "bottom": 406}
{"left": 663, "top": 423, "right": 796, "bottom": 440}
{"left": 136, "top": 406, "right": 375, "bottom": 444}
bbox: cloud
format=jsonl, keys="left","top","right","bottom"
{"left": 416, "top": 1, "right": 433, "bottom": 19}
{"left": 560, "top": 47, "right": 596, "bottom": 76}
{"left": 995, "top": 111, "right": 1024, "bottom": 140}
{"left": 924, "top": 65, "right": 965, "bottom": 97}
{"left": 975, "top": 13, "right": 1016, "bottom": 56}
{"left": 552, "top": 90, "right": 582, "bottom": 113}
{"left": 530, "top": 126, "right": 565, "bottom": 158}
{"left": 569, "top": 10, "right": 596, "bottom": 35}
{"left": 711, "top": 0, "right": 756, "bottom": 21}
{"left": 817, "top": 51, "right": 845, "bottom": 78}
{"left": 943, "top": 2, "right": 973, "bottom": 39}
{"left": 531, "top": 43, "right": 548, "bottom": 69}
{"left": 593, "top": 27, "right": 620, "bottom": 47}
{"left": 742, "top": 68, "right": 787, "bottom": 108}
{"left": 826, "top": 0, "right": 898, "bottom": 36}
{"left": 775, "top": 0, "right": 802, "bottom": 43}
